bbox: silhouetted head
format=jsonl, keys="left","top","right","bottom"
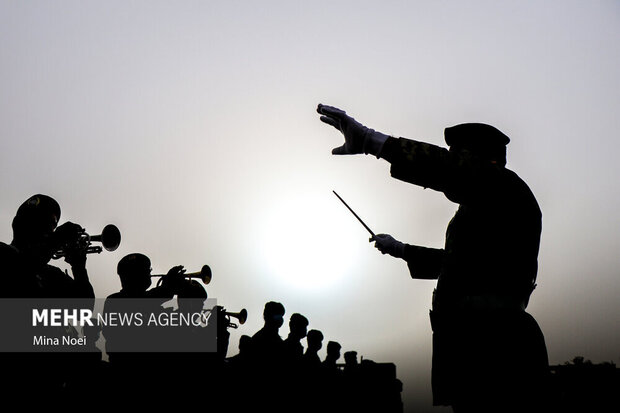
{"left": 306, "top": 329, "right": 324, "bottom": 352}
{"left": 177, "top": 279, "right": 207, "bottom": 299}
{"left": 176, "top": 279, "right": 207, "bottom": 313}
{"left": 263, "top": 301, "right": 285, "bottom": 330}
{"left": 344, "top": 351, "right": 358, "bottom": 366}
{"left": 117, "top": 253, "right": 152, "bottom": 293}
{"left": 288, "top": 313, "right": 309, "bottom": 340}
{"left": 326, "top": 341, "right": 341, "bottom": 361}
{"left": 11, "top": 194, "right": 60, "bottom": 264}
{"left": 445, "top": 123, "right": 510, "bottom": 166}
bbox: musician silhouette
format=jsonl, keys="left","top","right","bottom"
{"left": 250, "top": 301, "right": 286, "bottom": 363}
{"left": 317, "top": 103, "right": 549, "bottom": 412}
{"left": 106, "top": 253, "right": 185, "bottom": 300}
{"left": 166, "top": 279, "right": 220, "bottom": 403}
{"left": 102, "top": 253, "right": 187, "bottom": 408}
{"left": 343, "top": 351, "right": 359, "bottom": 375}
{"left": 323, "top": 340, "right": 342, "bottom": 370}
{"left": 342, "top": 351, "right": 363, "bottom": 412}
{"left": 0, "top": 194, "right": 94, "bottom": 299}
{"left": 0, "top": 194, "right": 96, "bottom": 404}
{"left": 247, "top": 301, "right": 287, "bottom": 411}
{"left": 320, "top": 341, "right": 345, "bottom": 411}
{"left": 283, "top": 313, "right": 309, "bottom": 362}
{"left": 227, "top": 334, "right": 252, "bottom": 368}
{"left": 175, "top": 279, "right": 216, "bottom": 356}
{"left": 303, "top": 329, "right": 324, "bottom": 369}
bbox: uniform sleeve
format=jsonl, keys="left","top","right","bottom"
{"left": 70, "top": 268, "right": 95, "bottom": 299}
{"left": 381, "top": 137, "right": 502, "bottom": 204}
{"left": 402, "top": 244, "right": 444, "bottom": 280}
{"left": 46, "top": 265, "right": 95, "bottom": 299}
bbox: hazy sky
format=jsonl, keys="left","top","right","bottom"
{"left": 1, "top": 1, "right": 619, "bottom": 411}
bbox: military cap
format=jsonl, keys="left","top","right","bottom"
{"left": 12, "top": 194, "right": 61, "bottom": 234}
{"left": 307, "top": 329, "right": 324, "bottom": 341}
{"left": 445, "top": 123, "right": 510, "bottom": 164}
{"left": 327, "top": 341, "right": 341, "bottom": 351}
{"left": 290, "top": 313, "right": 309, "bottom": 326}
{"left": 344, "top": 351, "right": 358, "bottom": 362}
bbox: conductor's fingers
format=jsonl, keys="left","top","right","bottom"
{"left": 332, "top": 145, "right": 349, "bottom": 155}
{"left": 320, "top": 115, "right": 340, "bottom": 129}
{"left": 317, "top": 104, "right": 346, "bottom": 117}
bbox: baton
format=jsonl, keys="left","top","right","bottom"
{"left": 332, "top": 190, "right": 375, "bottom": 238}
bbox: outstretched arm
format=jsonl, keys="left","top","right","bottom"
{"left": 317, "top": 103, "right": 502, "bottom": 204}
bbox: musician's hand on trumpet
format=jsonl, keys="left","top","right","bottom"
{"left": 209, "top": 306, "right": 247, "bottom": 330}
{"left": 53, "top": 222, "right": 88, "bottom": 268}
{"left": 52, "top": 223, "right": 121, "bottom": 262}
{"left": 156, "top": 265, "right": 186, "bottom": 292}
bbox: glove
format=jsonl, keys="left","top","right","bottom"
{"left": 317, "top": 104, "right": 389, "bottom": 157}
{"left": 54, "top": 222, "right": 87, "bottom": 267}
{"left": 370, "top": 233, "right": 406, "bottom": 258}
{"left": 160, "top": 265, "right": 186, "bottom": 291}
{"left": 53, "top": 221, "right": 84, "bottom": 245}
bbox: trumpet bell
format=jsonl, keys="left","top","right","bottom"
{"left": 225, "top": 308, "right": 247, "bottom": 325}
{"left": 92, "top": 224, "right": 121, "bottom": 252}
{"left": 199, "top": 265, "right": 212, "bottom": 284}
{"left": 237, "top": 308, "right": 247, "bottom": 325}
{"left": 53, "top": 223, "right": 121, "bottom": 259}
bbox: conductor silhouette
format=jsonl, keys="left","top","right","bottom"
{"left": 317, "top": 104, "right": 549, "bottom": 413}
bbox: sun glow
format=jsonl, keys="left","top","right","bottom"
{"left": 259, "top": 193, "right": 362, "bottom": 292}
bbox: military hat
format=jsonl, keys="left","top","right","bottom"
{"left": 12, "top": 194, "right": 61, "bottom": 234}
{"left": 117, "top": 253, "right": 151, "bottom": 276}
{"left": 327, "top": 341, "right": 341, "bottom": 351}
{"left": 307, "top": 329, "right": 324, "bottom": 341}
{"left": 290, "top": 312, "right": 309, "bottom": 327}
{"left": 444, "top": 123, "right": 510, "bottom": 164}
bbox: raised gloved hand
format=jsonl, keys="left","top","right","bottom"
{"left": 317, "top": 104, "right": 389, "bottom": 157}
{"left": 369, "top": 233, "right": 406, "bottom": 258}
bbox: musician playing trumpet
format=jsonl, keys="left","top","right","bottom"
{"left": 103, "top": 252, "right": 187, "bottom": 362}
{"left": 0, "top": 194, "right": 95, "bottom": 299}
{"left": 102, "top": 253, "right": 189, "bottom": 406}
{"left": 0, "top": 194, "right": 98, "bottom": 404}
{"left": 107, "top": 253, "right": 185, "bottom": 301}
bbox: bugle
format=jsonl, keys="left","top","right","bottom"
{"left": 152, "top": 264, "right": 212, "bottom": 284}
{"left": 225, "top": 308, "right": 247, "bottom": 328}
{"left": 53, "top": 224, "right": 121, "bottom": 259}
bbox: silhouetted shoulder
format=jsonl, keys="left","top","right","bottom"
{"left": 0, "top": 242, "right": 18, "bottom": 256}
{"left": 501, "top": 168, "right": 541, "bottom": 215}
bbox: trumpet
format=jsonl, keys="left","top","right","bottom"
{"left": 204, "top": 306, "right": 247, "bottom": 329}
{"left": 224, "top": 308, "right": 247, "bottom": 329}
{"left": 152, "top": 264, "right": 212, "bottom": 285}
{"left": 53, "top": 224, "right": 121, "bottom": 259}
